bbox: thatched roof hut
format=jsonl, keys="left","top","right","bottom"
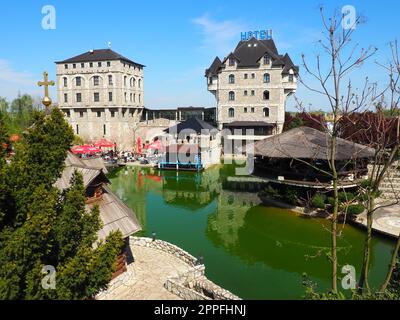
{"left": 253, "top": 126, "right": 375, "bottom": 161}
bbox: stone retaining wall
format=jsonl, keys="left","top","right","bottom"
{"left": 129, "top": 236, "right": 198, "bottom": 267}
{"left": 130, "top": 236, "right": 241, "bottom": 300}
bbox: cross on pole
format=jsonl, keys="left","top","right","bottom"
{"left": 38, "top": 71, "right": 55, "bottom": 108}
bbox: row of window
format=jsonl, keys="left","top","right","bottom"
{"left": 228, "top": 107, "right": 270, "bottom": 118}
{"left": 228, "top": 73, "right": 271, "bottom": 83}
{"left": 210, "top": 73, "right": 293, "bottom": 85}
{"left": 63, "top": 92, "right": 141, "bottom": 103}
{"left": 64, "top": 61, "right": 141, "bottom": 70}
{"left": 63, "top": 75, "right": 142, "bottom": 88}
{"left": 228, "top": 90, "right": 270, "bottom": 101}
{"left": 65, "top": 109, "right": 137, "bottom": 119}
{"left": 229, "top": 54, "right": 270, "bottom": 66}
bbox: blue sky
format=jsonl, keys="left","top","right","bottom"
{"left": 0, "top": 0, "right": 398, "bottom": 111}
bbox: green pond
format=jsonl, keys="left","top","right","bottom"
{"left": 108, "top": 165, "right": 395, "bottom": 300}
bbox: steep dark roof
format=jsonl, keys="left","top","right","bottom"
{"left": 205, "top": 37, "right": 299, "bottom": 75}
{"left": 253, "top": 126, "right": 375, "bottom": 160}
{"left": 205, "top": 56, "right": 222, "bottom": 76}
{"left": 56, "top": 49, "right": 145, "bottom": 67}
{"left": 281, "top": 54, "right": 299, "bottom": 74}
{"left": 165, "top": 117, "right": 217, "bottom": 134}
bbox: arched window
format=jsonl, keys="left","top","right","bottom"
{"left": 63, "top": 77, "right": 67, "bottom": 87}
{"left": 124, "top": 76, "right": 127, "bottom": 86}
{"left": 228, "top": 91, "right": 235, "bottom": 101}
{"left": 138, "top": 79, "right": 142, "bottom": 88}
{"left": 132, "top": 77, "right": 136, "bottom": 87}
{"left": 75, "top": 77, "right": 81, "bottom": 86}
{"left": 228, "top": 108, "right": 235, "bottom": 118}
{"left": 263, "top": 107, "right": 270, "bottom": 117}
{"left": 263, "top": 90, "right": 270, "bottom": 100}
{"left": 263, "top": 54, "right": 270, "bottom": 65}
{"left": 263, "top": 73, "right": 270, "bottom": 83}
{"left": 228, "top": 74, "right": 235, "bottom": 84}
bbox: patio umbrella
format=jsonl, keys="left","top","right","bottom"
{"left": 94, "top": 138, "right": 115, "bottom": 148}
{"left": 144, "top": 139, "right": 163, "bottom": 151}
{"left": 71, "top": 145, "right": 102, "bottom": 155}
{"left": 137, "top": 137, "right": 142, "bottom": 154}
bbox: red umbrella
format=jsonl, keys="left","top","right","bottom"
{"left": 71, "top": 145, "right": 102, "bottom": 155}
{"left": 94, "top": 138, "right": 115, "bottom": 148}
{"left": 144, "top": 139, "right": 163, "bottom": 151}
{"left": 137, "top": 137, "right": 142, "bottom": 154}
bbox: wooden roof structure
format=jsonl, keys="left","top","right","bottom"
{"left": 55, "top": 152, "right": 141, "bottom": 240}
{"left": 252, "top": 126, "right": 375, "bottom": 161}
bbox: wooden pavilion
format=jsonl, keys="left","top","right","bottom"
{"left": 251, "top": 126, "right": 375, "bottom": 189}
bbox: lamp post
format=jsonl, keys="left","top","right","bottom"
{"left": 151, "top": 231, "right": 156, "bottom": 242}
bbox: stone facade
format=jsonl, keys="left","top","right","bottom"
{"left": 206, "top": 37, "right": 298, "bottom": 135}
{"left": 56, "top": 49, "right": 144, "bottom": 150}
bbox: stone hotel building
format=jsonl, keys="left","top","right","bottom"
{"left": 205, "top": 36, "right": 298, "bottom": 144}
{"left": 56, "top": 49, "right": 145, "bottom": 150}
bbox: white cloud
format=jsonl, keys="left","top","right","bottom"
{"left": 0, "top": 59, "right": 41, "bottom": 101}
{"left": 192, "top": 14, "right": 247, "bottom": 56}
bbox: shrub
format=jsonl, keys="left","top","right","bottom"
{"left": 347, "top": 204, "right": 365, "bottom": 215}
{"left": 326, "top": 197, "right": 335, "bottom": 207}
{"left": 338, "top": 191, "right": 355, "bottom": 203}
{"left": 311, "top": 193, "right": 326, "bottom": 209}
{"left": 284, "top": 187, "right": 299, "bottom": 205}
{"left": 264, "top": 184, "right": 280, "bottom": 200}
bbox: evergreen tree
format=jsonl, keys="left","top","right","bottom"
{"left": 0, "top": 108, "right": 123, "bottom": 300}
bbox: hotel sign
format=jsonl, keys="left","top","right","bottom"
{"left": 241, "top": 30, "right": 272, "bottom": 41}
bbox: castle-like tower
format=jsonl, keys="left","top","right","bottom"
{"left": 56, "top": 49, "right": 144, "bottom": 150}
{"left": 206, "top": 37, "right": 298, "bottom": 142}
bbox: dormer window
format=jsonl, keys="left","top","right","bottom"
{"left": 289, "top": 74, "right": 294, "bottom": 83}
{"left": 98, "top": 62, "right": 102, "bottom": 67}
{"left": 229, "top": 58, "right": 235, "bottom": 66}
{"left": 263, "top": 55, "right": 270, "bottom": 65}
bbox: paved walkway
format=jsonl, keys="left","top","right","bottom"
{"left": 97, "top": 245, "right": 191, "bottom": 300}
{"left": 354, "top": 201, "right": 400, "bottom": 238}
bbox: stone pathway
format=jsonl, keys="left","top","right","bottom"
{"left": 355, "top": 201, "right": 400, "bottom": 238}
{"left": 97, "top": 245, "right": 192, "bottom": 300}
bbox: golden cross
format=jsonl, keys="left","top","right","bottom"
{"left": 37, "top": 71, "right": 55, "bottom": 108}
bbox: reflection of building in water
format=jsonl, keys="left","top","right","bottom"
{"left": 111, "top": 167, "right": 164, "bottom": 230}
{"left": 160, "top": 167, "right": 221, "bottom": 209}
{"left": 207, "top": 190, "right": 262, "bottom": 248}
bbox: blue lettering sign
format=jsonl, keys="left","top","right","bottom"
{"left": 241, "top": 30, "right": 272, "bottom": 41}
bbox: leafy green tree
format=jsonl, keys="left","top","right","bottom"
{"left": 0, "top": 108, "right": 123, "bottom": 300}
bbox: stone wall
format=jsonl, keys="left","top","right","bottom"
{"left": 129, "top": 236, "right": 198, "bottom": 267}
{"left": 130, "top": 236, "right": 241, "bottom": 300}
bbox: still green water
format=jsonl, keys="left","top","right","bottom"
{"left": 109, "top": 165, "right": 395, "bottom": 300}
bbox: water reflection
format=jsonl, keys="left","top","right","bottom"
{"left": 109, "top": 165, "right": 395, "bottom": 299}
